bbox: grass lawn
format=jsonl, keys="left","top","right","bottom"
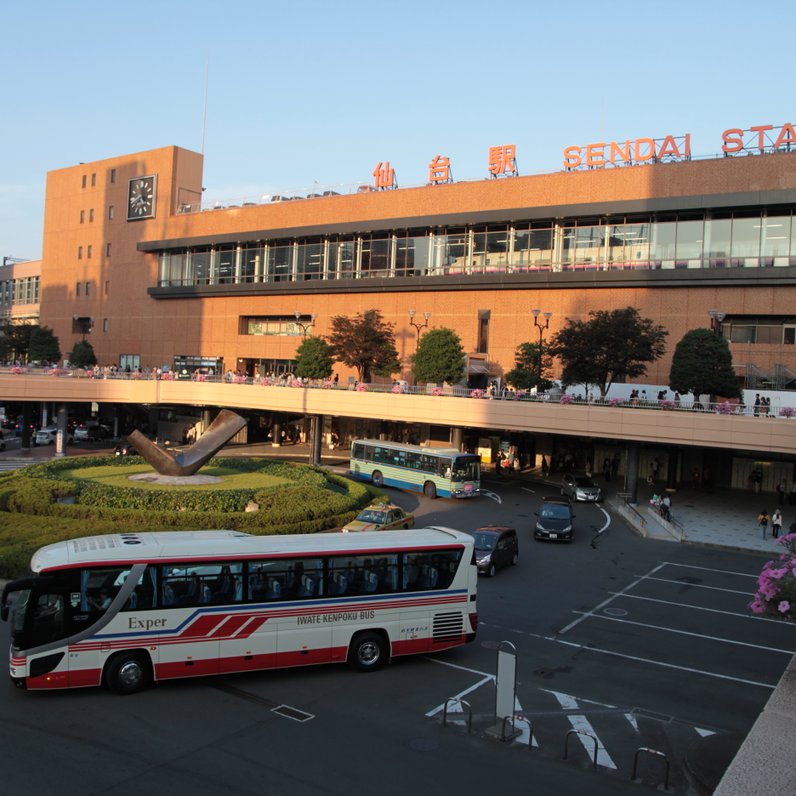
{"left": 57, "top": 463, "right": 292, "bottom": 490}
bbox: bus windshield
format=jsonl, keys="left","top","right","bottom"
{"left": 451, "top": 455, "right": 480, "bottom": 482}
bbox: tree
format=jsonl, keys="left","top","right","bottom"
{"left": 412, "top": 328, "right": 465, "bottom": 385}
{"left": 28, "top": 326, "right": 61, "bottom": 365}
{"left": 327, "top": 309, "right": 401, "bottom": 382}
{"left": 669, "top": 328, "right": 740, "bottom": 399}
{"left": 0, "top": 322, "right": 35, "bottom": 363}
{"left": 294, "top": 336, "right": 333, "bottom": 380}
{"left": 504, "top": 341, "right": 554, "bottom": 391}
{"left": 68, "top": 340, "right": 98, "bottom": 369}
{"left": 547, "top": 307, "right": 667, "bottom": 397}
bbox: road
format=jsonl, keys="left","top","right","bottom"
{"left": 0, "top": 473, "right": 792, "bottom": 795}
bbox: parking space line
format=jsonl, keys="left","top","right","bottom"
{"left": 547, "top": 635, "right": 776, "bottom": 688}
{"left": 609, "top": 592, "right": 795, "bottom": 625}
{"left": 559, "top": 562, "right": 667, "bottom": 635}
{"left": 659, "top": 562, "right": 759, "bottom": 579}
{"left": 640, "top": 575, "right": 754, "bottom": 596}
{"left": 481, "top": 623, "right": 777, "bottom": 688}
{"left": 572, "top": 611, "right": 796, "bottom": 654}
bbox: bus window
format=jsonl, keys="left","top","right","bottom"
{"left": 30, "top": 593, "right": 65, "bottom": 647}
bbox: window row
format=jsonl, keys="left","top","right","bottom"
{"left": 0, "top": 276, "right": 39, "bottom": 307}
{"left": 157, "top": 211, "right": 796, "bottom": 287}
{"left": 85, "top": 550, "right": 464, "bottom": 613}
{"left": 81, "top": 169, "right": 116, "bottom": 188}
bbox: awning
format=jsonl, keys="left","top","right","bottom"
{"left": 468, "top": 362, "right": 490, "bottom": 374}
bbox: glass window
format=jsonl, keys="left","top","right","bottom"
{"left": 675, "top": 219, "right": 704, "bottom": 263}
{"left": 395, "top": 230, "right": 431, "bottom": 277}
{"left": 513, "top": 225, "right": 554, "bottom": 269}
{"left": 268, "top": 243, "right": 293, "bottom": 281}
{"left": 403, "top": 549, "right": 461, "bottom": 591}
{"left": 108, "top": 205, "right": 114, "bottom": 221}
{"left": 214, "top": 245, "right": 236, "bottom": 283}
{"left": 29, "top": 593, "right": 65, "bottom": 647}
{"left": 248, "top": 557, "right": 324, "bottom": 601}
{"left": 731, "top": 215, "right": 762, "bottom": 264}
{"left": 191, "top": 248, "right": 211, "bottom": 283}
{"left": 761, "top": 215, "right": 791, "bottom": 263}
{"left": 296, "top": 239, "right": 324, "bottom": 280}
{"left": 705, "top": 218, "right": 732, "bottom": 266}
{"left": 161, "top": 562, "right": 242, "bottom": 607}
{"left": 472, "top": 225, "right": 509, "bottom": 271}
{"left": 240, "top": 245, "right": 263, "bottom": 282}
{"left": 431, "top": 230, "right": 467, "bottom": 274}
{"left": 360, "top": 236, "right": 391, "bottom": 277}
{"left": 649, "top": 221, "right": 677, "bottom": 264}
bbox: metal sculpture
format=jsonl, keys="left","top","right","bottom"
{"left": 128, "top": 409, "right": 247, "bottom": 476}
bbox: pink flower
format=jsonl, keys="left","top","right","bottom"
{"left": 431, "top": 387, "right": 444, "bottom": 396}
{"left": 355, "top": 382, "right": 368, "bottom": 392}
{"left": 749, "top": 597, "right": 767, "bottom": 614}
{"left": 778, "top": 601, "right": 791, "bottom": 614}
{"left": 560, "top": 394, "right": 573, "bottom": 405}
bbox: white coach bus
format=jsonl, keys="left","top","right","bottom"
{"left": 1, "top": 527, "right": 478, "bottom": 694}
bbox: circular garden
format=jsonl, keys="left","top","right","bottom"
{"left": 0, "top": 456, "right": 375, "bottom": 579}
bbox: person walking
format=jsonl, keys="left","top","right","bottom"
{"left": 772, "top": 508, "right": 783, "bottom": 539}
{"left": 777, "top": 479, "right": 787, "bottom": 506}
{"left": 758, "top": 508, "right": 770, "bottom": 539}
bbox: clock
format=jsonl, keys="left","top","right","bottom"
{"left": 127, "top": 175, "right": 156, "bottom": 220}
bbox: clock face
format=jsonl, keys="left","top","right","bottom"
{"left": 127, "top": 175, "right": 156, "bottom": 220}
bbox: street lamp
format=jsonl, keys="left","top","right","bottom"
{"left": 708, "top": 309, "right": 726, "bottom": 335}
{"left": 532, "top": 308, "right": 552, "bottom": 381}
{"left": 294, "top": 311, "right": 317, "bottom": 336}
{"left": 408, "top": 309, "right": 431, "bottom": 347}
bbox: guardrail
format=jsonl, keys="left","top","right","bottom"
{"left": 3, "top": 367, "right": 795, "bottom": 417}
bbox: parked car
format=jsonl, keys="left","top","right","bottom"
{"left": 34, "top": 426, "right": 74, "bottom": 446}
{"left": 561, "top": 472, "right": 602, "bottom": 502}
{"left": 74, "top": 422, "right": 112, "bottom": 441}
{"left": 342, "top": 502, "right": 414, "bottom": 532}
{"left": 534, "top": 496, "right": 575, "bottom": 542}
{"left": 468, "top": 525, "right": 519, "bottom": 576}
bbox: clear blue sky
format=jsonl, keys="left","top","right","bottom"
{"left": 2, "top": 0, "right": 794, "bottom": 260}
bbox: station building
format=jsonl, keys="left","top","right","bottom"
{"left": 35, "top": 131, "right": 796, "bottom": 391}
{"left": 6, "top": 127, "right": 796, "bottom": 490}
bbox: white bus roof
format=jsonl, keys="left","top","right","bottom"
{"left": 31, "top": 527, "right": 473, "bottom": 572}
{"left": 352, "top": 440, "right": 467, "bottom": 455}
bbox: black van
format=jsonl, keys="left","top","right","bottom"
{"left": 468, "top": 526, "right": 519, "bottom": 576}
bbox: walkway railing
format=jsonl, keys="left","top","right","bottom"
{"left": 4, "top": 366, "right": 795, "bottom": 418}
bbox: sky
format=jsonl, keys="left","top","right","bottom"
{"left": 2, "top": 0, "right": 795, "bottom": 260}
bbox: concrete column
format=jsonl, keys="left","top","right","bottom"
{"left": 201, "top": 409, "right": 213, "bottom": 436}
{"left": 271, "top": 416, "right": 282, "bottom": 447}
{"left": 624, "top": 442, "right": 640, "bottom": 503}
{"left": 55, "top": 404, "right": 68, "bottom": 457}
{"left": 20, "top": 403, "right": 32, "bottom": 450}
{"left": 450, "top": 427, "right": 463, "bottom": 451}
{"left": 310, "top": 414, "right": 324, "bottom": 466}
{"left": 667, "top": 449, "right": 681, "bottom": 490}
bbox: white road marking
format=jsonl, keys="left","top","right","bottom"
{"left": 559, "top": 562, "right": 667, "bottom": 634}
{"left": 548, "top": 689, "right": 617, "bottom": 769}
{"left": 478, "top": 489, "right": 502, "bottom": 504}
{"left": 695, "top": 727, "right": 717, "bottom": 737}
{"left": 480, "top": 623, "right": 777, "bottom": 688}
{"left": 640, "top": 575, "right": 754, "bottom": 596}
{"left": 521, "top": 487, "right": 535, "bottom": 494}
{"left": 424, "top": 674, "right": 493, "bottom": 718}
{"left": 573, "top": 611, "right": 796, "bottom": 654}
{"left": 659, "top": 562, "right": 759, "bottom": 579}
{"left": 612, "top": 592, "right": 796, "bottom": 625}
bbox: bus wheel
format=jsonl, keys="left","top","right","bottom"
{"left": 105, "top": 652, "right": 151, "bottom": 695}
{"left": 423, "top": 481, "right": 437, "bottom": 499}
{"left": 372, "top": 471, "right": 384, "bottom": 488}
{"left": 348, "top": 632, "right": 388, "bottom": 671}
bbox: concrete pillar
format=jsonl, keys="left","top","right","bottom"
{"left": 310, "top": 414, "right": 323, "bottom": 466}
{"left": 271, "top": 416, "right": 282, "bottom": 447}
{"left": 201, "top": 409, "right": 213, "bottom": 436}
{"left": 450, "top": 427, "right": 463, "bottom": 451}
{"left": 55, "top": 404, "right": 68, "bottom": 457}
{"left": 624, "top": 442, "right": 640, "bottom": 503}
{"left": 20, "top": 403, "right": 32, "bottom": 450}
{"left": 667, "top": 449, "right": 681, "bottom": 490}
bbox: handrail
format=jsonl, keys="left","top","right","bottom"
{"left": 616, "top": 493, "right": 648, "bottom": 536}
{"left": 563, "top": 728, "right": 600, "bottom": 768}
{"left": 442, "top": 698, "right": 473, "bottom": 734}
{"left": 632, "top": 746, "right": 670, "bottom": 790}
{"left": 3, "top": 367, "right": 796, "bottom": 414}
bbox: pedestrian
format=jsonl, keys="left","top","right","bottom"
{"left": 777, "top": 479, "right": 787, "bottom": 506}
{"left": 772, "top": 508, "right": 783, "bottom": 539}
{"left": 673, "top": 391, "right": 681, "bottom": 408}
{"left": 790, "top": 481, "right": 796, "bottom": 507}
{"left": 691, "top": 468, "right": 701, "bottom": 489}
{"left": 753, "top": 394, "right": 761, "bottom": 417}
{"left": 758, "top": 508, "right": 770, "bottom": 539}
{"left": 540, "top": 455, "right": 549, "bottom": 477}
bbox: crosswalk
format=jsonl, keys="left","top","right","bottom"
{"left": 430, "top": 683, "right": 717, "bottom": 791}
{"left": 0, "top": 459, "right": 33, "bottom": 472}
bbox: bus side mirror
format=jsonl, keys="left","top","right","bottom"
{"left": 1, "top": 602, "right": 8, "bottom": 622}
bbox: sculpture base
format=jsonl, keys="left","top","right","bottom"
{"left": 128, "top": 473, "right": 222, "bottom": 486}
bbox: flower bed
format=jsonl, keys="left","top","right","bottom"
{"left": 750, "top": 533, "right": 796, "bottom": 622}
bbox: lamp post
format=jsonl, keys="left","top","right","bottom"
{"left": 294, "top": 311, "right": 317, "bottom": 337}
{"left": 532, "top": 308, "right": 552, "bottom": 382}
{"left": 408, "top": 309, "right": 431, "bottom": 348}
{"left": 708, "top": 309, "right": 726, "bottom": 335}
